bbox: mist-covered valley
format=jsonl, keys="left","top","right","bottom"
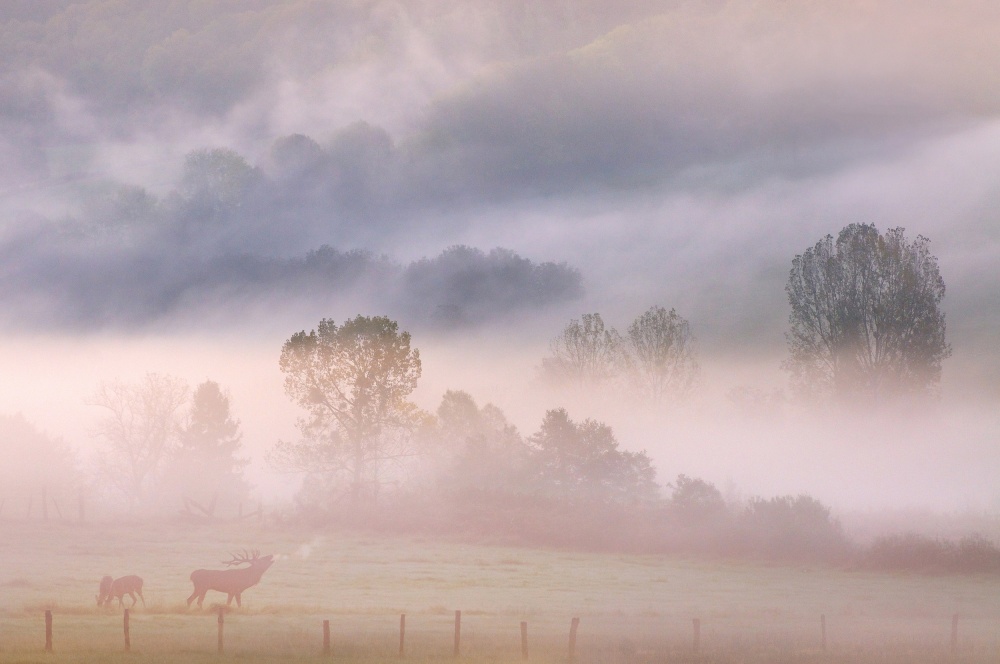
{"left": 2, "top": 0, "right": 1000, "bottom": 553}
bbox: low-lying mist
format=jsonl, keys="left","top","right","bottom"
{"left": 1, "top": 325, "right": 998, "bottom": 527}
{"left": 1, "top": 0, "right": 999, "bottom": 561}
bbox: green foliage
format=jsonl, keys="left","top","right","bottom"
{"left": 434, "top": 390, "right": 528, "bottom": 499}
{"left": 268, "top": 133, "right": 326, "bottom": 182}
{"left": 667, "top": 473, "right": 726, "bottom": 521}
{"left": 404, "top": 246, "right": 582, "bottom": 327}
{"left": 178, "top": 147, "right": 262, "bottom": 214}
{"left": 526, "top": 408, "right": 659, "bottom": 507}
{"left": 865, "top": 532, "right": 1000, "bottom": 573}
{"left": 164, "top": 380, "right": 251, "bottom": 513}
{"left": 785, "top": 224, "right": 951, "bottom": 404}
{"left": 739, "top": 494, "right": 851, "bottom": 562}
{"left": 272, "top": 315, "right": 423, "bottom": 507}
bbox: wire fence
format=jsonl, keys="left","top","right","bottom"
{"left": 3, "top": 608, "right": 1000, "bottom": 663}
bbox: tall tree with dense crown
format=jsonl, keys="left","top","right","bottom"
{"left": 527, "top": 408, "right": 658, "bottom": 506}
{"left": 434, "top": 390, "right": 528, "bottom": 498}
{"left": 272, "top": 315, "right": 422, "bottom": 505}
{"left": 784, "top": 224, "right": 950, "bottom": 403}
{"left": 167, "top": 380, "right": 250, "bottom": 514}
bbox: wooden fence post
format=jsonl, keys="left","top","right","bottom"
{"left": 820, "top": 614, "right": 826, "bottom": 652}
{"left": 521, "top": 621, "right": 528, "bottom": 660}
{"left": 217, "top": 607, "right": 225, "bottom": 654}
{"left": 454, "top": 610, "right": 461, "bottom": 657}
{"left": 44, "top": 609, "right": 53, "bottom": 652}
{"left": 399, "top": 613, "right": 406, "bottom": 658}
{"left": 568, "top": 617, "right": 579, "bottom": 664}
{"left": 951, "top": 613, "right": 959, "bottom": 654}
{"left": 692, "top": 618, "right": 701, "bottom": 654}
{"left": 124, "top": 608, "right": 131, "bottom": 652}
{"left": 323, "top": 619, "right": 331, "bottom": 656}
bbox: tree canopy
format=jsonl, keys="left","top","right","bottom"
{"left": 272, "top": 315, "right": 423, "bottom": 506}
{"left": 541, "top": 308, "right": 700, "bottom": 403}
{"left": 166, "top": 380, "right": 250, "bottom": 513}
{"left": 785, "top": 224, "right": 950, "bottom": 403}
{"left": 434, "top": 390, "right": 527, "bottom": 498}
{"left": 624, "top": 306, "right": 699, "bottom": 401}
{"left": 527, "top": 408, "right": 658, "bottom": 506}
{"left": 540, "top": 313, "right": 623, "bottom": 387}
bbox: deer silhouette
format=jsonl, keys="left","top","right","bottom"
{"left": 96, "top": 575, "right": 145, "bottom": 608}
{"left": 187, "top": 549, "right": 274, "bottom": 608}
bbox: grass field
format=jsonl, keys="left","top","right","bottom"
{"left": 1, "top": 519, "right": 999, "bottom": 663}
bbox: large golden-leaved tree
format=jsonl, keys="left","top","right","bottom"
{"left": 271, "top": 315, "right": 423, "bottom": 507}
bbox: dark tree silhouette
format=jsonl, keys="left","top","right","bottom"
{"left": 785, "top": 224, "right": 950, "bottom": 403}
{"left": 527, "top": 408, "right": 658, "bottom": 506}
{"left": 540, "top": 313, "right": 623, "bottom": 387}
{"left": 624, "top": 306, "right": 699, "bottom": 401}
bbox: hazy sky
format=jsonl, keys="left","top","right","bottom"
{"left": 1, "top": 0, "right": 999, "bottom": 514}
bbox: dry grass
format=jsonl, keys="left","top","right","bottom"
{"left": 1, "top": 519, "right": 1000, "bottom": 662}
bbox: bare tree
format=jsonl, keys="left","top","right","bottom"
{"left": 270, "top": 315, "right": 423, "bottom": 506}
{"left": 623, "top": 306, "right": 699, "bottom": 401}
{"left": 89, "top": 373, "right": 189, "bottom": 510}
{"left": 540, "top": 313, "right": 623, "bottom": 387}
{"left": 785, "top": 224, "right": 950, "bottom": 403}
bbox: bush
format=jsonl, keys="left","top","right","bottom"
{"left": 737, "top": 495, "right": 852, "bottom": 563}
{"left": 864, "top": 533, "right": 1000, "bottom": 573}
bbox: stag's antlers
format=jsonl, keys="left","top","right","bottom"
{"left": 222, "top": 549, "right": 262, "bottom": 567}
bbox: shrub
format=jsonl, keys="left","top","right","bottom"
{"left": 864, "top": 532, "right": 1000, "bottom": 573}
{"left": 737, "top": 494, "right": 852, "bottom": 563}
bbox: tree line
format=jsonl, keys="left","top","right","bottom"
{"left": 0, "top": 223, "right": 959, "bottom": 565}
{"left": 537, "top": 223, "right": 950, "bottom": 407}
{"left": 0, "top": 142, "right": 582, "bottom": 329}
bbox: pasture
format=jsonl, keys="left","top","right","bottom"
{"left": 1, "top": 519, "right": 999, "bottom": 663}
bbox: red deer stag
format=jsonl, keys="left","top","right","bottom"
{"left": 96, "top": 575, "right": 145, "bottom": 608}
{"left": 187, "top": 549, "right": 274, "bottom": 608}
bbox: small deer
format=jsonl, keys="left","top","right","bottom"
{"left": 96, "top": 575, "right": 145, "bottom": 608}
{"left": 187, "top": 549, "right": 274, "bottom": 608}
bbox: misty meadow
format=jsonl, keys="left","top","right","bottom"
{"left": 2, "top": 1, "right": 1000, "bottom": 661}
